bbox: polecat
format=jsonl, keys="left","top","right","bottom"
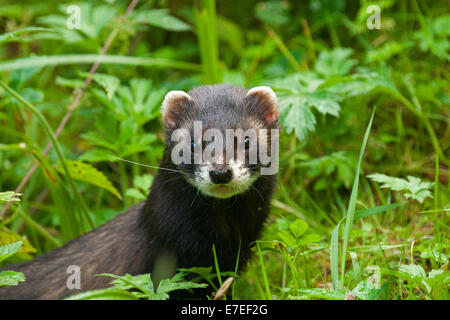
{"left": 0, "top": 84, "right": 279, "bottom": 299}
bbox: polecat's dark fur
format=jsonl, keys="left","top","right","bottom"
{"left": 0, "top": 84, "right": 278, "bottom": 299}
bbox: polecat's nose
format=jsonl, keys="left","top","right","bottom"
{"left": 209, "top": 169, "right": 233, "bottom": 184}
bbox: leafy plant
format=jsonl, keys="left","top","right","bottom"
{"left": 66, "top": 272, "right": 207, "bottom": 300}
{"left": 368, "top": 174, "right": 434, "bottom": 203}
{"left": 0, "top": 241, "right": 25, "bottom": 287}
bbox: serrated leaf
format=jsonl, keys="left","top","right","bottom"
{"left": 0, "top": 241, "right": 22, "bottom": 263}
{"left": 157, "top": 274, "right": 207, "bottom": 296}
{"left": 0, "top": 229, "right": 36, "bottom": 254}
{"left": 368, "top": 173, "right": 433, "bottom": 203}
{"left": 79, "top": 149, "right": 114, "bottom": 162}
{"left": 80, "top": 72, "right": 120, "bottom": 100}
{"left": 0, "top": 270, "right": 25, "bottom": 287}
{"left": 56, "top": 160, "right": 122, "bottom": 200}
{"left": 315, "top": 48, "right": 357, "bottom": 77}
{"left": 280, "top": 102, "right": 316, "bottom": 141}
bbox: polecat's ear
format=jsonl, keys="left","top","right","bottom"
{"left": 161, "top": 90, "right": 194, "bottom": 129}
{"left": 246, "top": 86, "right": 278, "bottom": 125}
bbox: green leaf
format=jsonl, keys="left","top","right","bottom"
{"left": 131, "top": 9, "right": 192, "bottom": 32}
{"left": 79, "top": 149, "right": 115, "bottom": 162}
{"left": 291, "top": 288, "right": 346, "bottom": 300}
{"left": 65, "top": 287, "right": 138, "bottom": 300}
{"left": 272, "top": 73, "right": 342, "bottom": 140}
{"left": 0, "top": 55, "right": 201, "bottom": 73}
{"left": 351, "top": 280, "right": 382, "bottom": 300}
{"left": 280, "top": 101, "right": 316, "bottom": 141}
{"left": 420, "top": 250, "right": 448, "bottom": 264}
{"left": 0, "top": 27, "right": 51, "bottom": 44}
{"left": 0, "top": 229, "right": 36, "bottom": 254}
{"left": 297, "top": 234, "right": 321, "bottom": 246}
{"left": 315, "top": 48, "right": 357, "bottom": 77}
{"left": 0, "top": 271, "right": 25, "bottom": 287}
{"left": 0, "top": 191, "right": 21, "bottom": 202}
{"left": 80, "top": 72, "right": 120, "bottom": 100}
{"left": 396, "top": 264, "right": 427, "bottom": 282}
{"left": 90, "top": 272, "right": 207, "bottom": 300}
{"left": 368, "top": 174, "right": 433, "bottom": 203}
{"left": 277, "top": 230, "right": 297, "bottom": 247}
{"left": 0, "top": 241, "right": 22, "bottom": 263}
{"left": 56, "top": 160, "right": 122, "bottom": 200}
{"left": 426, "top": 270, "right": 450, "bottom": 288}
{"left": 125, "top": 188, "right": 146, "bottom": 201}
{"left": 289, "top": 219, "right": 309, "bottom": 238}
{"left": 156, "top": 273, "right": 207, "bottom": 296}
{"left": 254, "top": 1, "right": 290, "bottom": 26}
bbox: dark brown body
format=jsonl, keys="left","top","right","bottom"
{"left": 0, "top": 84, "right": 278, "bottom": 300}
{"left": 0, "top": 203, "right": 151, "bottom": 299}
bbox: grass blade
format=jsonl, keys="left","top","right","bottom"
{"left": 330, "top": 220, "right": 341, "bottom": 290}
{"left": 0, "top": 55, "right": 201, "bottom": 72}
{"left": 0, "top": 81, "right": 94, "bottom": 230}
{"left": 256, "top": 242, "right": 272, "bottom": 300}
{"left": 340, "top": 107, "right": 376, "bottom": 288}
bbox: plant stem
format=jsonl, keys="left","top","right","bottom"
{"left": 15, "top": 205, "right": 62, "bottom": 247}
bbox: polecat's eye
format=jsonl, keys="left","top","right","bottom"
{"left": 191, "top": 140, "right": 196, "bottom": 153}
{"left": 244, "top": 136, "right": 250, "bottom": 150}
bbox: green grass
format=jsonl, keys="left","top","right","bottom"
{"left": 0, "top": 0, "right": 449, "bottom": 300}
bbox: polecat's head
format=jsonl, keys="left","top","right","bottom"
{"left": 161, "top": 84, "right": 279, "bottom": 199}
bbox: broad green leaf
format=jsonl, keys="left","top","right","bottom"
{"left": 0, "top": 229, "right": 36, "bottom": 254}
{"left": 315, "top": 48, "right": 357, "bottom": 77}
{"left": 0, "top": 271, "right": 25, "bottom": 287}
{"left": 125, "top": 188, "right": 147, "bottom": 201}
{"left": 133, "top": 174, "right": 154, "bottom": 191}
{"left": 254, "top": 1, "right": 290, "bottom": 26}
{"left": 397, "top": 264, "right": 427, "bottom": 282}
{"left": 277, "top": 230, "right": 297, "bottom": 247}
{"left": 426, "top": 269, "right": 450, "bottom": 288}
{"left": 131, "top": 9, "right": 192, "bottom": 31}
{"left": 289, "top": 219, "right": 309, "bottom": 238}
{"left": 297, "top": 234, "right": 321, "bottom": 246}
{"left": 0, "top": 241, "right": 22, "bottom": 263}
{"left": 56, "top": 160, "right": 122, "bottom": 200}
{"left": 351, "top": 280, "right": 382, "bottom": 300}
{"left": 280, "top": 101, "right": 316, "bottom": 141}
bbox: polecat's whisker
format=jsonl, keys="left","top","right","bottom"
{"left": 249, "top": 184, "right": 265, "bottom": 202}
{"left": 109, "top": 156, "right": 184, "bottom": 174}
{"left": 190, "top": 188, "right": 200, "bottom": 207}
